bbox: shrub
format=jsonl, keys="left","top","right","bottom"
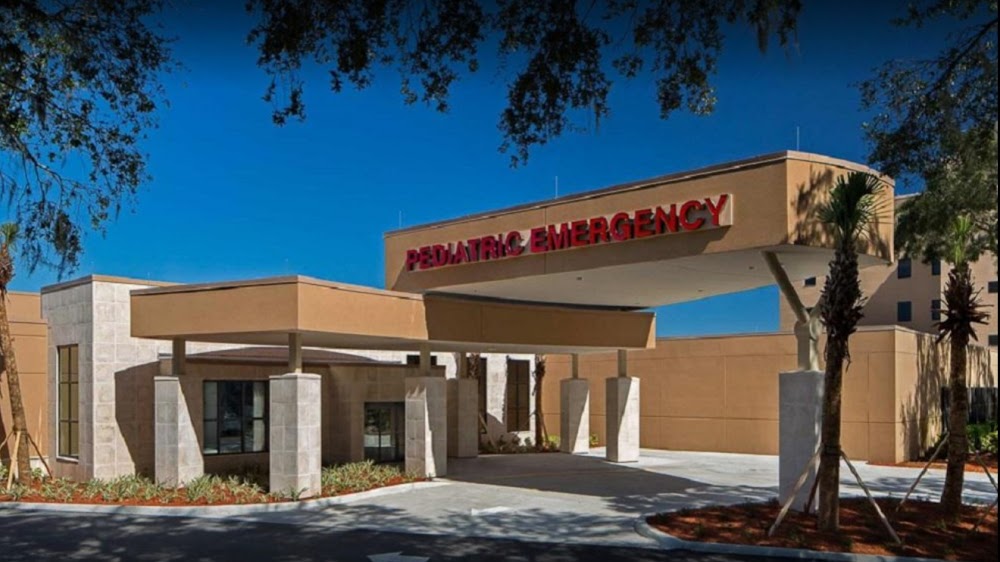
{"left": 320, "top": 461, "right": 414, "bottom": 496}
{"left": 589, "top": 434, "right": 599, "bottom": 447}
{"left": 968, "top": 422, "right": 999, "bottom": 454}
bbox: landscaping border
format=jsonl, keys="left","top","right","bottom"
{"left": 634, "top": 514, "right": 949, "bottom": 562}
{"left": 0, "top": 481, "right": 448, "bottom": 518}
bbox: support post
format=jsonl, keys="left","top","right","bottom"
{"left": 288, "top": 333, "right": 303, "bottom": 373}
{"left": 269, "top": 372, "right": 322, "bottom": 498}
{"left": 406, "top": 375, "right": 447, "bottom": 477}
{"left": 763, "top": 251, "right": 821, "bottom": 372}
{"left": 606, "top": 376, "right": 640, "bottom": 463}
{"left": 560, "top": 377, "right": 590, "bottom": 454}
{"left": 154, "top": 342, "right": 203, "bottom": 487}
{"left": 571, "top": 354, "right": 580, "bottom": 379}
{"left": 448, "top": 353, "right": 478, "bottom": 459}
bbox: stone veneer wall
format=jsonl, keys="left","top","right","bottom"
{"left": 42, "top": 279, "right": 244, "bottom": 481}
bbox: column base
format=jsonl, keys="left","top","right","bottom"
{"left": 154, "top": 375, "right": 203, "bottom": 487}
{"left": 406, "top": 376, "right": 447, "bottom": 477}
{"left": 560, "top": 378, "right": 590, "bottom": 454}
{"left": 606, "top": 377, "right": 640, "bottom": 463}
{"left": 269, "top": 373, "right": 322, "bottom": 499}
{"left": 779, "top": 370, "right": 824, "bottom": 512}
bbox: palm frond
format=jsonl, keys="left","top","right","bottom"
{"left": 0, "top": 222, "right": 18, "bottom": 249}
{"left": 818, "top": 172, "right": 886, "bottom": 244}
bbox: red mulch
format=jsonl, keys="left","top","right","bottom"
{"left": 648, "top": 498, "right": 997, "bottom": 562}
{"left": 1, "top": 476, "right": 420, "bottom": 507}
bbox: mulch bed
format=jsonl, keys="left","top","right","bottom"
{"left": 648, "top": 498, "right": 997, "bottom": 562}
{"left": 1, "top": 476, "right": 421, "bottom": 507}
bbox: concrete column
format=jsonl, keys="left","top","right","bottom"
{"left": 779, "top": 370, "right": 824, "bottom": 512}
{"left": 559, "top": 378, "right": 590, "bottom": 453}
{"left": 447, "top": 378, "right": 478, "bottom": 458}
{"left": 406, "top": 376, "right": 447, "bottom": 477}
{"left": 154, "top": 375, "right": 203, "bottom": 486}
{"left": 269, "top": 372, "right": 322, "bottom": 498}
{"left": 606, "top": 376, "right": 640, "bottom": 463}
{"left": 288, "top": 333, "right": 303, "bottom": 373}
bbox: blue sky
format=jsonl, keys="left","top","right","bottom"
{"left": 7, "top": 2, "right": 965, "bottom": 337}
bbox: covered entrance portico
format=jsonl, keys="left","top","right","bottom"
{"left": 130, "top": 276, "right": 655, "bottom": 497}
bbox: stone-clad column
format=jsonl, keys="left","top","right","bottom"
{"left": 779, "top": 370, "right": 824, "bottom": 512}
{"left": 154, "top": 375, "right": 203, "bottom": 486}
{"left": 606, "top": 350, "right": 640, "bottom": 463}
{"left": 269, "top": 373, "right": 322, "bottom": 498}
{"left": 406, "top": 376, "right": 447, "bottom": 477}
{"left": 447, "top": 378, "right": 478, "bottom": 458}
{"left": 560, "top": 379, "right": 590, "bottom": 453}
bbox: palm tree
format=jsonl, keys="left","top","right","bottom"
{"left": 935, "top": 217, "right": 989, "bottom": 517}
{"left": 816, "top": 172, "right": 885, "bottom": 532}
{"left": 0, "top": 222, "right": 32, "bottom": 482}
{"left": 895, "top": 127, "right": 995, "bottom": 519}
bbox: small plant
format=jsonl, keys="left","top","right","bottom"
{"left": 589, "top": 434, "right": 599, "bottom": 447}
{"left": 0, "top": 463, "right": 7, "bottom": 483}
{"left": 692, "top": 523, "right": 708, "bottom": 540}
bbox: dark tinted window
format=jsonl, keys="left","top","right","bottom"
{"left": 931, "top": 300, "right": 942, "bottom": 322}
{"left": 203, "top": 381, "right": 267, "bottom": 455}
{"left": 897, "top": 301, "right": 913, "bottom": 323}
{"left": 931, "top": 260, "right": 941, "bottom": 276}
{"left": 804, "top": 277, "right": 817, "bottom": 287}
{"left": 898, "top": 258, "right": 912, "bottom": 279}
{"left": 989, "top": 281, "right": 998, "bottom": 294}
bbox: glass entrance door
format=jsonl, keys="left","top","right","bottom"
{"left": 364, "top": 402, "right": 404, "bottom": 463}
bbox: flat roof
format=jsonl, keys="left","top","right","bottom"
{"left": 130, "top": 275, "right": 656, "bottom": 354}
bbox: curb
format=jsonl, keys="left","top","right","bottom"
{"left": 0, "top": 481, "right": 448, "bottom": 519}
{"left": 634, "top": 515, "right": 947, "bottom": 562}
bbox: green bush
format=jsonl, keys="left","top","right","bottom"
{"left": 320, "top": 461, "right": 415, "bottom": 496}
{"left": 968, "top": 422, "right": 999, "bottom": 454}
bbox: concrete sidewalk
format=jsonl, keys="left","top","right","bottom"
{"left": 221, "top": 449, "right": 996, "bottom": 548}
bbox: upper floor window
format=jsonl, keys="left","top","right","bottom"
{"left": 990, "top": 281, "right": 998, "bottom": 294}
{"left": 898, "top": 258, "right": 912, "bottom": 279}
{"left": 57, "top": 345, "right": 80, "bottom": 459}
{"left": 989, "top": 334, "right": 999, "bottom": 347}
{"left": 931, "top": 260, "right": 941, "bottom": 276}
{"left": 897, "top": 301, "right": 913, "bottom": 323}
{"left": 203, "top": 381, "right": 267, "bottom": 455}
{"left": 804, "top": 277, "right": 817, "bottom": 287}
{"left": 931, "top": 299, "right": 942, "bottom": 322}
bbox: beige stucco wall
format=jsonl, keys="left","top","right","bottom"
{"left": 543, "top": 328, "right": 979, "bottom": 464}
{"left": 1, "top": 292, "right": 49, "bottom": 464}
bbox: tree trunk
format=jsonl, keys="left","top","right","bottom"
{"left": 817, "top": 336, "right": 847, "bottom": 532}
{"left": 534, "top": 357, "right": 546, "bottom": 449}
{"left": 0, "top": 295, "right": 31, "bottom": 482}
{"left": 940, "top": 326, "right": 969, "bottom": 517}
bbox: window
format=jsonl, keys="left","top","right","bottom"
{"left": 505, "top": 359, "right": 531, "bottom": 432}
{"left": 203, "top": 381, "right": 267, "bottom": 455}
{"left": 804, "top": 277, "right": 817, "bottom": 287}
{"left": 931, "top": 299, "right": 942, "bottom": 322}
{"left": 364, "top": 403, "right": 404, "bottom": 463}
{"left": 57, "top": 346, "right": 79, "bottom": 459}
{"left": 898, "top": 258, "right": 912, "bottom": 279}
{"left": 897, "top": 301, "right": 913, "bottom": 323}
{"left": 990, "top": 281, "right": 998, "bottom": 294}
{"left": 990, "top": 334, "right": 998, "bottom": 347}
{"left": 405, "top": 354, "right": 439, "bottom": 366}
{"left": 931, "top": 260, "right": 941, "bottom": 276}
